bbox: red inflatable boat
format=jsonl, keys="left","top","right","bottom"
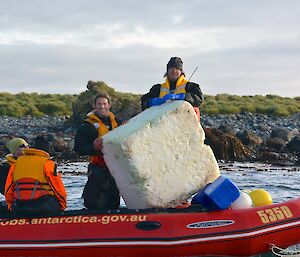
{"left": 0, "top": 197, "right": 300, "bottom": 257}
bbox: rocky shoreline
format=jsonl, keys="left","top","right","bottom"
{"left": 201, "top": 112, "right": 300, "bottom": 165}
{"left": 1, "top": 113, "right": 300, "bottom": 165}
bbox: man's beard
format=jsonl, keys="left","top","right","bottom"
{"left": 95, "top": 109, "right": 108, "bottom": 118}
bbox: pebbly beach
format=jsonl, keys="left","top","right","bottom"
{"left": 1, "top": 112, "right": 300, "bottom": 165}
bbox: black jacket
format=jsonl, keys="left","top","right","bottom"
{"left": 74, "top": 116, "right": 121, "bottom": 156}
{"left": 141, "top": 81, "right": 203, "bottom": 110}
{"left": 0, "top": 162, "right": 10, "bottom": 195}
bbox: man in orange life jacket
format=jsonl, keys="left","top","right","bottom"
{"left": 5, "top": 136, "right": 67, "bottom": 215}
{"left": 74, "top": 93, "right": 120, "bottom": 210}
{"left": 141, "top": 57, "right": 203, "bottom": 120}
{"left": 0, "top": 138, "right": 29, "bottom": 196}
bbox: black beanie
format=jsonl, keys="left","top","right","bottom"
{"left": 167, "top": 57, "right": 183, "bottom": 70}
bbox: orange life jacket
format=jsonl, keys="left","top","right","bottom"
{"left": 159, "top": 75, "right": 200, "bottom": 121}
{"left": 85, "top": 111, "right": 118, "bottom": 166}
{"left": 12, "top": 148, "right": 54, "bottom": 201}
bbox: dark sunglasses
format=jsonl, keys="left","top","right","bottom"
{"left": 19, "top": 144, "right": 29, "bottom": 148}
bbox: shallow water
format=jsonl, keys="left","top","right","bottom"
{"left": 61, "top": 161, "right": 300, "bottom": 210}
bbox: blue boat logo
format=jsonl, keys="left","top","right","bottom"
{"left": 187, "top": 220, "right": 235, "bottom": 229}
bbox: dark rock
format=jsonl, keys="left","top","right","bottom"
{"left": 266, "top": 137, "right": 286, "bottom": 151}
{"left": 257, "top": 124, "right": 271, "bottom": 132}
{"left": 203, "top": 127, "right": 252, "bottom": 161}
{"left": 271, "top": 127, "right": 293, "bottom": 142}
{"left": 51, "top": 136, "right": 69, "bottom": 152}
{"left": 218, "top": 124, "right": 238, "bottom": 135}
{"left": 259, "top": 151, "right": 280, "bottom": 160}
{"left": 236, "top": 130, "right": 263, "bottom": 146}
{"left": 287, "top": 136, "right": 300, "bottom": 152}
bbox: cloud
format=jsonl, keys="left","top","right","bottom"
{"left": 0, "top": 0, "right": 299, "bottom": 96}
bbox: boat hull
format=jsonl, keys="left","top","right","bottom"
{"left": 1, "top": 198, "right": 300, "bottom": 257}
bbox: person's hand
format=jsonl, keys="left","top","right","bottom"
{"left": 93, "top": 137, "right": 103, "bottom": 152}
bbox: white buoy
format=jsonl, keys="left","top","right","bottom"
{"left": 231, "top": 191, "right": 253, "bottom": 209}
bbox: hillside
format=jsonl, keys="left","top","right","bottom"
{"left": 1, "top": 81, "right": 300, "bottom": 120}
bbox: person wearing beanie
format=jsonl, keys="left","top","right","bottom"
{"left": 7, "top": 138, "right": 29, "bottom": 159}
{"left": 0, "top": 138, "right": 29, "bottom": 196}
{"left": 141, "top": 57, "right": 203, "bottom": 120}
{"left": 4, "top": 136, "right": 67, "bottom": 215}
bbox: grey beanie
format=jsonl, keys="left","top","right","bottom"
{"left": 167, "top": 57, "right": 183, "bottom": 70}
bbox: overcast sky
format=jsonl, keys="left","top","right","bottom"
{"left": 0, "top": 0, "right": 299, "bottom": 97}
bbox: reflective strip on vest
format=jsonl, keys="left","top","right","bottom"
{"left": 174, "top": 84, "right": 186, "bottom": 92}
{"left": 160, "top": 87, "right": 170, "bottom": 93}
{"left": 160, "top": 83, "right": 187, "bottom": 95}
{"left": 14, "top": 178, "right": 54, "bottom": 201}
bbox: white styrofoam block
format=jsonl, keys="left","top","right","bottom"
{"left": 103, "top": 101, "right": 220, "bottom": 209}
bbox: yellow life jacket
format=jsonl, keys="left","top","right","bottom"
{"left": 159, "top": 75, "right": 188, "bottom": 98}
{"left": 85, "top": 111, "right": 118, "bottom": 137}
{"left": 159, "top": 75, "right": 201, "bottom": 121}
{"left": 5, "top": 154, "right": 16, "bottom": 166}
{"left": 13, "top": 148, "right": 54, "bottom": 201}
{"left": 85, "top": 111, "right": 118, "bottom": 165}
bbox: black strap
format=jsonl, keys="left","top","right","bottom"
{"left": 15, "top": 182, "right": 21, "bottom": 200}
{"left": 54, "top": 163, "right": 58, "bottom": 176}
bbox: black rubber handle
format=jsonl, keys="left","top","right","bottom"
{"left": 135, "top": 221, "right": 161, "bottom": 230}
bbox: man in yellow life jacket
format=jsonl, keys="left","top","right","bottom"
{"left": 74, "top": 93, "right": 120, "bottom": 210}
{"left": 141, "top": 57, "right": 203, "bottom": 120}
{"left": 0, "top": 138, "right": 29, "bottom": 196}
{"left": 5, "top": 136, "right": 67, "bottom": 215}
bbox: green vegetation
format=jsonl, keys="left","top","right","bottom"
{"left": 71, "top": 81, "right": 141, "bottom": 124}
{"left": 201, "top": 94, "right": 300, "bottom": 116}
{"left": 0, "top": 92, "right": 76, "bottom": 117}
{"left": 0, "top": 84, "right": 299, "bottom": 117}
